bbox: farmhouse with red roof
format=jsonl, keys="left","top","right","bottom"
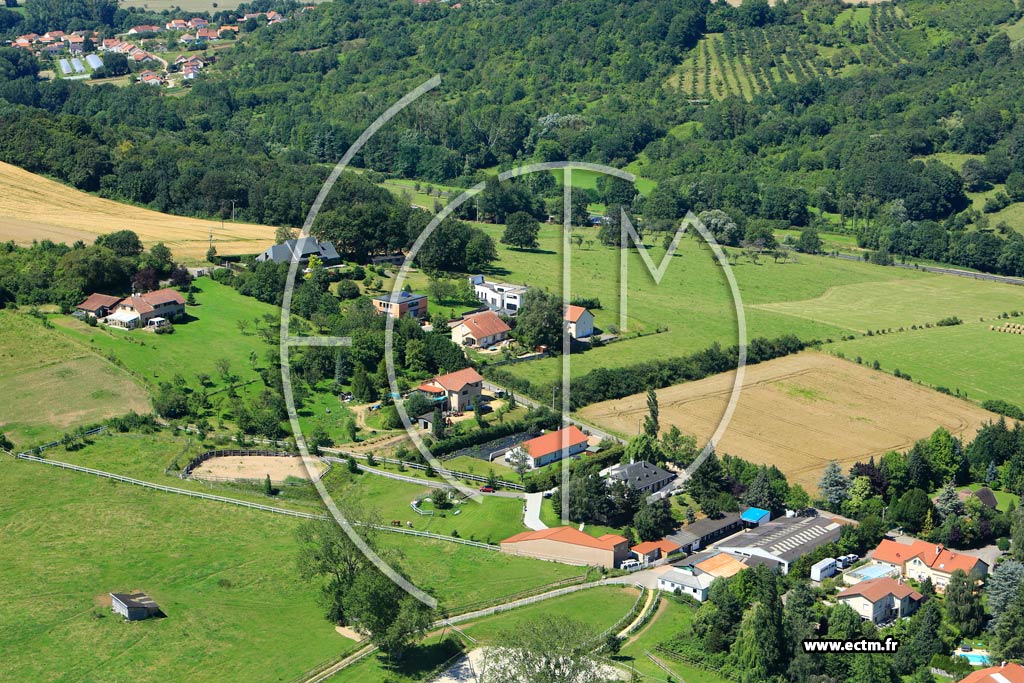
{"left": 416, "top": 367, "right": 483, "bottom": 412}
{"left": 504, "top": 425, "right": 589, "bottom": 469}
{"left": 500, "top": 526, "right": 630, "bottom": 568}
{"left": 564, "top": 304, "right": 594, "bottom": 339}
{"left": 450, "top": 310, "right": 510, "bottom": 348}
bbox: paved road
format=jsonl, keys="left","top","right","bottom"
{"left": 829, "top": 253, "right": 1024, "bottom": 287}
{"left": 482, "top": 381, "right": 627, "bottom": 445}
{"left": 523, "top": 492, "right": 547, "bottom": 530}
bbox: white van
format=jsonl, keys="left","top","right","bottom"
{"left": 620, "top": 559, "right": 641, "bottom": 571}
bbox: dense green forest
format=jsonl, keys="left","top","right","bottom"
{"left": 2, "top": 0, "right": 1024, "bottom": 274}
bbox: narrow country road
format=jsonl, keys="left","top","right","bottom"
{"left": 481, "top": 381, "right": 627, "bottom": 445}
{"left": 523, "top": 492, "right": 547, "bottom": 530}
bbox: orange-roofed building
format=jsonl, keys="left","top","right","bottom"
{"left": 416, "top": 367, "right": 483, "bottom": 412}
{"left": 451, "top": 310, "right": 511, "bottom": 348}
{"left": 837, "top": 577, "right": 922, "bottom": 624}
{"left": 505, "top": 426, "right": 589, "bottom": 469}
{"left": 631, "top": 539, "right": 682, "bottom": 565}
{"left": 564, "top": 304, "right": 594, "bottom": 339}
{"left": 105, "top": 289, "right": 185, "bottom": 330}
{"left": 694, "top": 552, "right": 747, "bottom": 579}
{"left": 960, "top": 663, "right": 1024, "bottom": 683}
{"left": 500, "top": 526, "right": 630, "bottom": 568}
{"left": 870, "top": 538, "right": 988, "bottom": 591}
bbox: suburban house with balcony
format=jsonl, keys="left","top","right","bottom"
{"left": 500, "top": 526, "right": 629, "bottom": 568}
{"left": 564, "top": 304, "right": 595, "bottom": 339}
{"left": 372, "top": 291, "right": 428, "bottom": 320}
{"left": 870, "top": 539, "right": 988, "bottom": 591}
{"left": 469, "top": 275, "right": 528, "bottom": 315}
{"left": 451, "top": 310, "right": 510, "bottom": 348}
{"left": 416, "top": 367, "right": 483, "bottom": 412}
{"left": 836, "top": 577, "right": 922, "bottom": 624}
{"left": 504, "top": 426, "right": 589, "bottom": 469}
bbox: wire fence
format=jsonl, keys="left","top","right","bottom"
{"left": 324, "top": 449, "right": 525, "bottom": 491}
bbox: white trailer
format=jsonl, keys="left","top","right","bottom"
{"left": 810, "top": 557, "right": 837, "bottom": 582}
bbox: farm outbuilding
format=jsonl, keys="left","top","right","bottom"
{"left": 110, "top": 592, "right": 161, "bottom": 621}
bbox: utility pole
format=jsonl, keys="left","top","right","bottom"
{"left": 231, "top": 199, "right": 236, "bottom": 222}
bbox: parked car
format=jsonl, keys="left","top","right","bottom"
{"left": 478, "top": 486, "right": 495, "bottom": 493}
{"left": 620, "top": 559, "right": 640, "bottom": 570}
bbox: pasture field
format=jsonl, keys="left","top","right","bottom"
{"left": 0, "top": 456, "right": 344, "bottom": 683}
{"left": 0, "top": 161, "right": 276, "bottom": 261}
{"left": 0, "top": 310, "right": 149, "bottom": 447}
{"left": 579, "top": 352, "right": 999, "bottom": 490}
{"left": 828, "top": 321, "right": 1024, "bottom": 407}
{"left": 52, "top": 278, "right": 277, "bottom": 389}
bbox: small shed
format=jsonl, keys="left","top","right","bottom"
{"left": 741, "top": 507, "right": 771, "bottom": 527}
{"left": 110, "top": 592, "right": 161, "bottom": 621}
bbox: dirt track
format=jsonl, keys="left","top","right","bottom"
{"left": 191, "top": 456, "right": 327, "bottom": 483}
{"left": 0, "top": 161, "right": 277, "bottom": 260}
{"left": 580, "top": 352, "right": 998, "bottom": 490}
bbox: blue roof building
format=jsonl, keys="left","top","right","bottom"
{"left": 741, "top": 507, "right": 771, "bottom": 527}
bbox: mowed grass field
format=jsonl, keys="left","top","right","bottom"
{"left": 473, "top": 222, "right": 1024, "bottom": 391}
{"left": 829, "top": 321, "right": 1024, "bottom": 407}
{"left": 579, "top": 352, "right": 999, "bottom": 490}
{"left": 53, "top": 278, "right": 277, "bottom": 389}
{"left": 0, "top": 455, "right": 587, "bottom": 682}
{"left": 0, "top": 310, "right": 149, "bottom": 447}
{"left": 0, "top": 161, "right": 276, "bottom": 261}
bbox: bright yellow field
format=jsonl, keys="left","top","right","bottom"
{"left": 580, "top": 352, "right": 998, "bottom": 490}
{"left": 0, "top": 162, "right": 277, "bottom": 260}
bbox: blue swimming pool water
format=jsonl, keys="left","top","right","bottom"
{"left": 845, "top": 564, "right": 896, "bottom": 581}
{"left": 958, "top": 653, "right": 991, "bottom": 666}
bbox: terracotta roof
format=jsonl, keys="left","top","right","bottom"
{"left": 872, "top": 539, "right": 986, "bottom": 575}
{"left": 694, "top": 552, "right": 747, "bottom": 578}
{"left": 837, "top": 577, "right": 922, "bottom": 604}
{"left": 564, "top": 304, "right": 589, "bottom": 323}
{"left": 501, "top": 526, "right": 627, "bottom": 551}
{"left": 140, "top": 289, "right": 185, "bottom": 306}
{"left": 960, "top": 663, "right": 1024, "bottom": 683}
{"left": 457, "top": 311, "right": 510, "bottom": 341}
{"left": 632, "top": 539, "right": 682, "bottom": 556}
{"left": 416, "top": 383, "right": 445, "bottom": 394}
{"left": 521, "top": 426, "right": 588, "bottom": 461}
{"left": 430, "top": 367, "right": 483, "bottom": 392}
{"left": 77, "top": 293, "right": 122, "bottom": 310}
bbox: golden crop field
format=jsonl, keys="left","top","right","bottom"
{"left": 0, "top": 162, "right": 277, "bottom": 261}
{"left": 580, "top": 352, "right": 998, "bottom": 490}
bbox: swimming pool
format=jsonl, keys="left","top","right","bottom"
{"left": 843, "top": 563, "right": 899, "bottom": 583}
{"left": 957, "top": 652, "right": 991, "bottom": 666}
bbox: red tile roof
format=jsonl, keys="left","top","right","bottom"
{"left": 632, "top": 539, "right": 682, "bottom": 556}
{"left": 430, "top": 367, "right": 483, "bottom": 392}
{"left": 521, "top": 426, "right": 588, "bottom": 461}
{"left": 140, "top": 289, "right": 185, "bottom": 306}
{"left": 872, "top": 539, "right": 985, "bottom": 575}
{"left": 77, "top": 293, "right": 122, "bottom": 311}
{"left": 564, "top": 304, "right": 589, "bottom": 323}
{"left": 837, "top": 577, "right": 922, "bottom": 603}
{"left": 501, "top": 526, "right": 627, "bottom": 551}
{"left": 960, "top": 663, "right": 1024, "bottom": 683}
{"left": 458, "top": 311, "right": 510, "bottom": 341}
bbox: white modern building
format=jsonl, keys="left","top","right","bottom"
{"left": 469, "top": 275, "right": 528, "bottom": 315}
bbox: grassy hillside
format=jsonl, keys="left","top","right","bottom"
{"left": 0, "top": 161, "right": 276, "bottom": 262}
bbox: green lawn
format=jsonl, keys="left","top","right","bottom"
{"left": 53, "top": 278, "right": 278, "bottom": 389}
{"left": 0, "top": 310, "right": 150, "bottom": 447}
{"left": 615, "top": 596, "right": 731, "bottom": 683}
{"left": 958, "top": 483, "right": 1020, "bottom": 512}
{"left": 827, "top": 321, "right": 1024, "bottom": 406}
{"left": 0, "top": 455, "right": 345, "bottom": 683}
{"left": 459, "top": 585, "right": 640, "bottom": 644}
{"left": 324, "top": 634, "right": 464, "bottom": 683}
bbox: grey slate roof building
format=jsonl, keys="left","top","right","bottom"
{"left": 713, "top": 515, "right": 844, "bottom": 574}
{"left": 666, "top": 511, "right": 744, "bottom": 552}
{"left": 256, "top": 237, "right": 340, "bottom": 264}
{"left": 607, "top": 461, "right": 675, "bottom": 494}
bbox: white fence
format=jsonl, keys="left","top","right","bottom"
{"left": 324, "top": 449, "right": 524, "bottom": 491}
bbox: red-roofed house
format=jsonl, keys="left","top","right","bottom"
{"left": 417, "top": 367, "right": 483, "bottom": 412}
{"left": 128, "top": 25, "right": 162, "bottom": 35}
{"left": 451, "top": 310, "right": 510, "bottom": 348}
{"left": 564, "top": 304, "right": 594, "bottom": 339}
{"left": 870, "top": 538, "right": 988, "bottom": 591}
{"left": 501, "top": 527, "right": 630, "bottom": 568}
{"left": 196, "top": 28, "right": 219, "bottom": 40}
{"left": 187, "top": 17, "right": 209, "bottom": 28}
{"left": 837, "top": 577, "right": 922, "bottom": 624}
{"left": 106, "top": 289, "right": 185, "bottom": 329}
{"left": 505, "top": 426, "right": 589, "bottom": 469}
{"left": 631, "top": 539, "right": 682, "bottom": 565}
{"left": 960, "top": 663, "right": 1024, "bottom": 683}
{"left": 76, "top": 293, "right": 123, "bottom": 318}
{"left": 166, "top": 19, "right": 188, "bottom": 30}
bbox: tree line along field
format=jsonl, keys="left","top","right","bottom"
{"left": 0, "top": 162, "right": 276, "bottom": 262}
{"left": 578, "top": 351, "right": 999, "bottom": 491}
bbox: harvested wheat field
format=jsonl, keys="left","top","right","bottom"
{"left": 0, "top": 161, "right": 277, "bottom": 260}
{"left": 190, "top": 455, "right": 328, "bottom": 483}
{"left": 580, "top": 352, "right": 999, "bottom": 490}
